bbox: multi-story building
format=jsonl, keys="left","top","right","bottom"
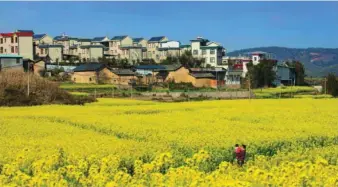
{"left": 147, "top": 36, "right": 168, "bottom": 62}
{"left": 37, "top": 44, "right": 63, "bottom": 63}
{"left": 109, "top": 35, "right": 133, "bottom": 58}
{"left": 158, "top": 40, "right": 181, "bottom": 61}
{"left": 132, "top": 38, "right": 147, "bottom": 47}
{"left": 0, "top": 30, "right": 34, "bottom": 60}
{"left": 33, "top": 34, "right": 53, "bottom": 59}
{"left": 91, "top": 36, "right": 109, "bottom": 45}
{"left": 190, "top": 37, "right": 224, "bottom": 67}
{"left": 78, "top": 45, "right": 104, "bottom": 62}
{"left": 53, "top": 34, "right": 78, "bottom": 55}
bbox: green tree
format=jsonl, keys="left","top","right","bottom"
{"left": 247, "top": 59, "right": 276, "bottom": 88}
{"left": 326, "top": 73, "right": 338, "bottom": 97}
{"left": 179, "top": 51, "right": 204, "bottom": 68}
{"left": 286, "top": 60, "right": 305, "bottom": 85}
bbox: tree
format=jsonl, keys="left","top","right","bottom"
{"left": 326, "top": 73, "right": 338, "bottom": 97}
{"left": 247, "top": 59, "right": 276, "bottom": 88}
{"left": 160, "top": 55, "right": 179, "bottom": 65}
{"left": 179, "top": 51, "right": 204, "bottom": 68}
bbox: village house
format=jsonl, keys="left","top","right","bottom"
{"left": 147, "top": 36, "right": 168, "bottom": 62}
{"left": 190, "top": 37, "right": 225, "bottom": 67}
{"left": 33, "top": 34, "right": 53, "bottom": 59}
{"left": 91, "top": 36, "right": 109, "bottom": 45}
{"left": 53, "top": 34, "right": 78, "bottom": 55}
{"left": 111, "top": 69, "right": 137, "bottom": 87}
{"left": 78, "top": 45, "right": 104, "bottom": 62}
{"left": 0, "top": 54, "right": 23, "bottom": 72}
{"left": 109, "top": 35, "right": 133, "bottom": 59}
{"left": 275, "top": 62, "right": 296, "bottom": 86}
{"left": 36, "top": 44, "right": 63, "bottom": 63}
{"left": 32, "top": 60, "right": 46, "bottom": 76}
{"left": 158, "top": 40, "right": 181, "bottom": 62}
{"left": 0, "top": 30, "right": 34, "bottom": 60}
{"left": 72, "top": 63, "right": 113, "bottom": 84}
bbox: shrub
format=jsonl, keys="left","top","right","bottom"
{"left": 0, "top": 71, "right": 96, "bottom": 106}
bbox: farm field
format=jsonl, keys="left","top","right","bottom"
{"left": 0, "top": 99, "right": 337, "bottom": 186}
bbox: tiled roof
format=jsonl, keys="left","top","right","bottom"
{"left": 148, "top": 36, "right": 166, "bottom": 42}
{"left": 92, "top": 37, "right": 106, "bottom": 41}
{"left": 77, "top": 38, "right": 92, "bottom": 42}
{"left": 54, "top": 36, "right": 78, "bottom": 41}
{"left": 80, "top": 45, "right": 104, "bottom": 49}
{"left": 73, "top": 63, "right": 105, "bottom": 72}
{"left": 135, "top": 64, "right": 181, "bottom": 71}
{"left": 33, "top": 34, "right": 46, "bottom": 40}
{"left": 189, "top": 68, "right": 225, "bottom": 72}
{"left": 135, "top": 65, "right": 165, "bottom": 70}
{"left": 111, "top": 69, "right": 135, "bottom": 76}
{"left": 17, "top": 30, "right": 34, "bottom": 33}
{"left": 38, "top": 44, "right": 63, "bottom": 48}
{"left": 111, "top": 35, "right": 128, "bottom": 41}
{"left": 189, "top": 73, "right": 215, "bottom": 79}
{"left": 132, "top": 38, "right": 144, "bottom": 43}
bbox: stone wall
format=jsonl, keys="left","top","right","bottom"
{"left": 141, "top": 91, "right": 252, "bottom": 99}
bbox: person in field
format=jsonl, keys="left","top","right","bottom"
{"left": 233, "top": 144, "right": 240, "bottom": 163}
{"left": 234, "top": 144, "right": 246, "bottom": 166}
{"left": 238, "top": 144, "right": 247, "bottom": 166}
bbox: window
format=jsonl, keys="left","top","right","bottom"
{"left": 11, "top": 46, "right": 14, "bottom": 53}
{"left": 210, "top": 57, "right": 215, "bottom": 63}
{"left": 202, "top": 50, "right": 206, "bottom": 55}
{"left": 15, "top": 46, "right": 18, "bottom": 53}
{"left": 16, "top": 58, "right": 20, "bottom": 64}
{"left": 193, "top": 50, "right": 198, "bottom": 55}
{"left": 253, "top": 56, "right": 258, "bottom": 61}
{"left": 4, "top": 38, "right": 6, "bottom": 43}
{"left": 11, "top": 37, "right": 14, "bottom": 43}
{"left": 89, "top": 78, "right": 92, "bottom": 82}
{"left": 74, "top": 78, "right": 76, "bottom": 81}
{"left": 40, "top": 48, "right": 43, "bottom": 54}
{"left": 15, "top": 37, "right": 18, "bottom": 43}
{"left": 0, "top": 47, "right": 3, "bottom": 53}
{"left": 210, "top": 49, "right": 215, "bottom": 54}
{"left": 0, "top": 38, "right": 3, "bottom": 44}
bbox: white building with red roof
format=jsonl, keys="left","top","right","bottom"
{"left": 0, "top": 30, "right": 34, "bottom": 60}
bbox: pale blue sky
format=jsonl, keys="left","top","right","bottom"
{"left": 1, "top": 2, "right": 337, "bottom": 51}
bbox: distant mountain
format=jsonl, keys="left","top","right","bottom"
{"left": 227, "top": 47, "right": 338, "bottom": 77}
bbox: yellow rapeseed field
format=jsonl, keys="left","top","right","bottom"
{"left": 0, "top": 98, "right": 337, "bottom": 186}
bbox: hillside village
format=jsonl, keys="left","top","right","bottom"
{"left": 0, "top": 29, "right": 296, "bottom": 89}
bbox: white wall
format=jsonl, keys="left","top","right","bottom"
{"left": 18, "top": 36, "right": 33, "bottom": 59}
{"left": 161, "top": 41, "right": 180, "bottom": 48}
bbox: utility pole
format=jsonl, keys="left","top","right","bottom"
{"left": 27, "top": 70, "right": 30, "bottom": 97}
{"left": 248, "top": 74, "right": 251, "bottom": 100}
{"left": 324, "top": 77, "right": 327, "bottom": 95}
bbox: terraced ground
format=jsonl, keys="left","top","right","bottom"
{"left": 0, "top": 98, "right": 337, "bottom": 186}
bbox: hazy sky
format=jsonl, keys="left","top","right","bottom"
{"left": 1, "top": 2, "right": 337, "bottom": 51}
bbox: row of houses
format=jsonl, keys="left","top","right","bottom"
{"left": 0, "top": 30, "right": 225, "bottom": 65}
{"left": 71, "top": 63, "right": 224, "bottom": 88}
